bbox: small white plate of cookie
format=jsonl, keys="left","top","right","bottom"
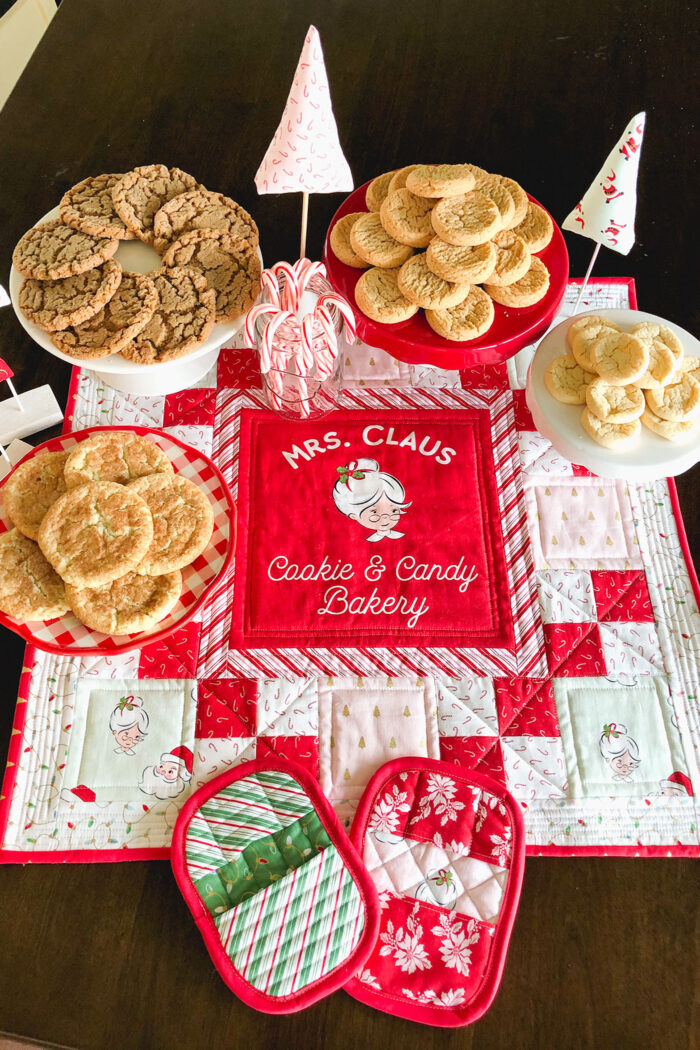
{"left": 0, "top": 426, "right": 236, "bottom": 654}
{"left": 526, "top": 309, "right": 700, "bottom": 479}
{"left": 9, "top": 165, "right": 263, "bottom": 395}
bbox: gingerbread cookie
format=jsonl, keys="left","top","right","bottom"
{"left": 59, "top": 173, "right": 135, "bottom": 240}
{"left": 3, "top": 450, "right": 69, "bottom": 540}
{"left": 425, "top": 286, "right": 495, "bottom": 342}
{"left": 38, "top": 481, "right": 154, "bottom": 588}
{"left": 645, "top": 373, "right": 700, "bottom": 421}
{"left": 641, "top": 406, "right": 698, "bottom": 443}
{"left": 122, "top": 267, "right": 216, "bottom": 364}
{"left": 425, "top": 238, "right": 497, "bottom": 284}
{"left": 472, "top": 173, "right": 516, "bottom": 229}
{"left": 544, "top": 355, "right": 595, "bottom": 405}
{"left": 511, "top": 202, "right": 553, "bottom": 252}
{"left": 50, "top": 272, "right": 158, "bottom": 360}
{"left": 112, "top": 165, "right": 199, "bottom": 245}
{"left": 349, "top": 213, "right": 413, "bottom": 268}
{"left": 18, "top": 259, "right": 122, "bottom": 332}
{"left": 592, "top": 331, "right": 648, "bottom": 386}
{"left": 484, "top": 230, "right": 531, "bottom": 287}
{"left": 0, "top": 529, "right": 69, "bottom": 622}
{"left": 380, "top": 189, "right": 435, "bottom": 249}
{"left": 127, "top": 474, "right": 214, "bottom": 575}
{"left": 13, "top": 219, "right": 119, "bottom": 280}
{"left": 405, "top": 164, "right": 476, "bottom": 198}
{"left": 330, "top": 213, "right": 367, "bottom": 268}
{"left": 431, "top": 192, "right": 502, "bottom": 247}
{"left": 484, "top": 257, "right": 550, "bottom": 307}
{"left": 365, "top": 171, "right": 396, "bottom": 212}
{"left": 354, "top": 267, "right": 419, "bottom": 323}
{"left": 581, "top": 407, "right": 641, "bottom": 449}
{"left": 162, "top": 231, "right": 261, "bottom": 322}
{"left": 64, "top": 431, "right": 173, "bottom": 488}
{"left": 152, "top": 188, "right": 258, "bottom": 253}
{"left": 397, "top": 253, "right": 470, "bottom": 309}
{"left": 585, "top": 378, "right": 645, "bottom": 423}
{"left": 66, "top": 569, "right": 182, "bottom": 635}
{"left": 567, "top": 316, "right": 621, "bottom": 371}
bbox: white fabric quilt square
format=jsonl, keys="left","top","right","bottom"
{"left": 436, "top": 678, "right": 499, "bottom": 736}
{"left": 501, "top": 737, "right": 568, "bottom": 800}
{"left": 600, "top": 622, "right": 666, "bottom": 675}
{"left": 164, "top": 424, "right": 214, "bottom": 457}
{"left": 518, "top": 433, "right": 575, "bottom": 476}
{"left": 192, "top": 737, "right": 257, "bottom": 789}
{"left": 256, "top": 679, "right": 319, "bottom": 736}
{"left": 537, "top": 570, "right": 596, "bottom": 624}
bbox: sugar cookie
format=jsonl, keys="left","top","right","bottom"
{"left": 544, "top": 355, "right": 595, "bottom": 405}
{"left": 67, "top": 570, "right": 182, "bottom": 635}
{"left": 511, "top": 202, "right": 553, "bottom": 252}
{"left": 388, "top": 165, "right": 419, "bottom": 195}
{"left": 641, "top": 406, "right": 698, "bottom": 443}
{"left": 380, "top": 189, "right": 435, "bottom": 248}
{"left": 636, "top": 340, "right": 677, "bottom": 390}
{"left": 484, "top": 257, "right": 549, "bottom": 307}
{"left": 484, "top": 230, "right": 531, "bottom": 287}
{"left": 354, "top": 267, "right": 419, "bottom": 324}
{"left": 405, "top": 164, "right": 476, "bottom": 198}
{"left": 365, "top": 171, "right": 396, "bottom": 212}
{"left": 499, "top": 177, "right": 529, "bottom": 228}
{"left": 425, "top": 286, "right": 495, "bottom": 341}
{"left": 631, "top": 321, "right": 683, "bottom": 362}
{"left": 431, "top": 192, "right": 501, "bottom": 247}
{"left": 0, "top": 529, "right": 69, "bottom": 622}
{"left": 425, "top": 238, "right": 497, "bottom": 284}
{"left": 581, "top": 407, "right": 641, "bottom": 449}
{"left": 568, "top": 316, "right": 621, "bottom": 371}
{"left": 3, "top": 450, "right": 69, "bottom": 540}
{"left": 585, "top": 378, "right": 645, "bottom": 423}
{"left": 127, "top": 473, "right": 214, "bottom": 575}
{"left": 349, "top": 213, "right": 413, "bottom": 268}
{"left": 397, "top": 254, "right": 470, "bottom": 309}
{"left": 592, "top": 331, "right": 648, "bottom": 386}
{"left": 330, "top": 213, "right": 368, "bottom": 268}
{"left": 645, "top": 373, "right": 700, "bottom": 421}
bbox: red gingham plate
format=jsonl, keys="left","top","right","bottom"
{"left": 0, "top": 426, "right": 236, "bottom": 656}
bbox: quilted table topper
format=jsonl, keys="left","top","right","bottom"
{"left": 345, "top": 758, "right": 525, "bottom": 1027}
{"left": 172, "top": 758, "right": 379, "bottom": 1013}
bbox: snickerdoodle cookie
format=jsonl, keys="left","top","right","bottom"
{"left": 0, "top": 529, "right": 69, "bottom": 622}
{"left": 64, "top": 430, "right": 173, "bottom": 488}
{"left": 127, "top": 473, "right": 214, "bottom": 575}
{"left": 3, "top": 450, "right": 69, "bottom": 540}
{"left": 66, "top": 569, "right": 182, "bottom": 635}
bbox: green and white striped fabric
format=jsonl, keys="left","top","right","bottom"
{"left": 214, "top": 844, "right": 365, "bottom": 997}
{"left": 186, "top": 770, "right": 314, "bottom": 878}
{"left": 184, "top": 770, "right": 365, "bottom": 997}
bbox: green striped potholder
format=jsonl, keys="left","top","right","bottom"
{"left": 172, "top": 760, "right": 379, "bottom": 1013}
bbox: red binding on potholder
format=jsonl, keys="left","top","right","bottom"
{"left": 345, "top": 757, "right": 525, "bottom": 1027}
{"left": 172, "top": 757, "right": 380, "bottom": 1014}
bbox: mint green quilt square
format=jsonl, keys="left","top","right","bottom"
{"left": 553, "top": 677, "right": 690, "bottom": 798}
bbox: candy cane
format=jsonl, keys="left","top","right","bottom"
{"left": 273, "top": 262, "right": 301, "bottom": 312}
{"left": 314, "top": 305, "right": 339, "bottom": 380}
{"left": 297, "top": 373, "right": 311, "bottom": 417}
{"left": 260, "top": 310, "right": 295, "bottom": 374}
{"left": 260, "top": 268, "right": 281, "bottom": 308}
{"left": 296, "top": 259, "right": 326, "bottom": 289}
{"left": 244, "top": 303, "right": 278, "bottom": 350}
{"left": 300, "top": 314, "right": 317, "bottom": 373}
{"left": 317, "top": 292, "right": 356, "bottom": 343}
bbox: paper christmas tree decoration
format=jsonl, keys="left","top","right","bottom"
{"left": 563, "top": 112, "right": 646, "bottom": 255}
{"left": 255, "top": 25, "right": 353, "bottom": 255}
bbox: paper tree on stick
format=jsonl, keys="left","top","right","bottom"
{"left": 255, "top": 25, "right": 353, "bottom": 257}
{"left": 563, "top": 112, "right": 646, "bottom": 310}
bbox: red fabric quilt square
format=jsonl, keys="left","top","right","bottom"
{"left": 163, "top": 388, "right": 216, "bottom": 427}
{"left": 494, "top": 678, "right": 560, "bottom": 736}
{"left": 138, "top": 622, "right": 201, "bottom": 678}
{"left": 196, "top": 679, "right": 257, "bottom": 737}
{"left": 543, "top": 622, "right": 606, "bottom": 677}
{"left": 257, "top": 735, "right": 320, "bottom": 779}
{"left": 458, "top": 362, "right": 509, "bottom": 389}
{"left": 591, "top": 570, "right": 655, "bottom": 622}
{"left": 216, "top": 345, "right": 262, "bottom": 389}
{"left": 231, "top": 407, "right": 515, "bottom": 651}
{"left": 511, "top": 389, "right": 536, "bottom": 433}
{"left": 439, "top": 737, "right": 506, "bottom": 786}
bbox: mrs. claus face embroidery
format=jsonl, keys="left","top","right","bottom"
{"left": 332, "top": 457, "right": 412, "bottom": 542}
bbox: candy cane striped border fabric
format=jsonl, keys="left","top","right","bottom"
{"left": 214, "top": 843, "right": 364, "bottom": 997}
{"left": 198, "top": 386, "right": 546, "bottom": 680}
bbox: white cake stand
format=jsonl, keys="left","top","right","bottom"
{"left": 526, "top": 308, "right": 700, "bottom": 480}
{"left": 10, "top": 206, "right": 261, "bottom": 395}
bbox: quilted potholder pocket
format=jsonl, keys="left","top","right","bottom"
{"left": 344, "top": 757, "right": 525, "bottom": 1027}
{"left": 172, "top": 757, "right": 379, "bottom": 1013}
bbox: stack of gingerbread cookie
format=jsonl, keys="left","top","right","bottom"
{"left": 0, "top": 431, "right": 214, "bottom": 634}
{"left": 330, "top": 163, "right": 553, "bottom": 341}
{"left": 13, "top": 165, "right": 261, "bottom": 364}
{"left": 545, "top": 315, "right": 700, "bottom": 448}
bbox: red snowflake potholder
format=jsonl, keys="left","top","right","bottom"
{"left": 345, "top": 757, "right": 525, "bottom": 1027}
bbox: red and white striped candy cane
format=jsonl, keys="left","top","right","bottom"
{"left": 317, "top": 292, "right": 356, "bottom": 344}
{"left": 261, "top": 309, "right": 295, "bottom": 374}
{"left": 300, "top": 313, "right": 317, "bottom": 373}
{"left": 273, "top": 261, "right": 301, "bottom": 312}
{"left": 260, "top": 268, "right": 281, "bottom": 308}
{"left": 244, "top": 303, "right": 278, "bottom": 354}
{"left": 314, "top": 304, "right": 339, "bottom": 380}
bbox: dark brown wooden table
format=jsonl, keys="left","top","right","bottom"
{"left": 0, "top": 2, "right": 698, "bottom": 1048}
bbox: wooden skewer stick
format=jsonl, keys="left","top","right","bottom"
{"left": 300, "top": 191, "right": 309, "bottom": 260}
{"left": 571, "top": 242, "right": 601, "bottom": 315}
